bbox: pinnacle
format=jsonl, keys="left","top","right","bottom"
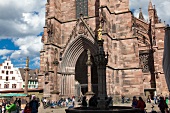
{"left": 139, "top": 8, "right": 145, "bottom": 20}
{"left": 148, "top": 0, "right": 153, "bottom": 10}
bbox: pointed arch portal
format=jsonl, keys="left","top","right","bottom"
{"left": 75, "top": 50, "right": 98, "bottom": 95}
{"left": 59, "top": 36, "right": 98, "bottom": 96}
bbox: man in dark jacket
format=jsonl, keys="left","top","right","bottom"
{"left": 29, "top": 96, "right": 39, "bottom": 113}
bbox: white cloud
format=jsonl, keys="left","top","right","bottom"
{"left": 0, "top": 0, "right": 46, "bottom": 38}
{"left": 130, "top": 0, "right": 170, "bottom": 24}
{"left": 1, "top": 56, "right": 7, "bottom": 60}
{"left": 15, "top": 63, "right": 26, "bottom": 68}
{"left": 10, "top": 36, "right": 43, "bottom": 59}
{"left": 32, "top": 57, "right": 40, "bottom": 61}
{"left": 32, "top": 59, "right": 40, "bottom": 67}
{"left": 0, "top": 49, "right": 14, "bottom": 56}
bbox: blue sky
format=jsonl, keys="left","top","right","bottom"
{"left": 0, "top": 0, "right": 169, "bottom": 69}
{"left": 0, "top": 0, "right": 46, "bottom": 69}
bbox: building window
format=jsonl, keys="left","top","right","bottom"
{"left": 4, "top": 66, "right": 7, "bottom": 69}
{"left": 59, "top": 52, "right": 62, "bottom": 61}
{"left": 8, "top": 66, "right": 11, "bottom": 69}
{"left": 114, "top": 55, "right": 117, "bottom": 64}
{"left": 6, "top": 71, "right": 8, "bottom": 75}
{"left": 30, "top": 77, "right": 32, "bottom": 79}
{"left": 1, "top": 70, "right": 4, "bottom": 74}
{"left": 7, "top": 63, "right": 8, "bottom": 65}
{"left": 76, "top": 0, "right": 88, "bottom": 18}
{"left": 139, "top": 53, "right": 149, "bottom": 73}
{"left": 4, "top": 84, "right": 6, "bottom": 88}
{"left": 4, "top": 84, "right": 9, "bottom": 88}
{"left": 12, "top": 84, "right": 16, "bottom": 88}
{"left": 12, "top": 77, "right": 15, "bottom": 80}
{"left": 10, "top": 71, "right": 13, "bottom": 74}
{"left": 0, "top": 76, "right": 2, "bottom": 80}
{"left": 6, "top": 76, "right": 8, "bottom": 81}
{"left": 0, "top": 84, "right": 1, "bottom": 88}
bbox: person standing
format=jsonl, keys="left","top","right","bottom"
{"left": 121, "top": 95, "right": 125, "bottom": 104}
{"left": 29, "top": 96, "right": 39, "bottom": 113}
{"left": 23, "top": 103, "right": 31, "bottom": 113}
{"left": 14, "top": 98, "right": 18, "bottom": 104}
{"left": 154, "top": 95, "right": 157, "bottom": 104}
{"left": 0, "top": 105, "right": 2, "bottom": 113}
{"left": 165, "top": 96, "right": 169, "bottom": 105}
{"left": 158, "top": 97, "right": 168, "bottom": 113}
{"left": 2, "top": 100, "right": 6, "bottom": 113}
{"left": 136, "top": 97, "right": 146, "bottom": 113}
{"left": 17, "top": 98, "right": 21, "bottom": 110}
{"left": 132, "top": 96, "right": 138, "bottom": 108}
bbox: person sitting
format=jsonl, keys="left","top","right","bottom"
{"left": 89, "top": 95, "right": 98, "bottom": 107}
{"left": 81, "top": 96, "right": 87, "bottom": 107}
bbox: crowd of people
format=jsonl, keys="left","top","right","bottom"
{"left": 0, "top": 96, "right": 40, "bottom": 113}
{"left": 0, "top": 98, "right": 21, "bottom": 113}
{"left": 0, "top": 94, "right": 168, "bottom": 113}
{"left": 80, "top": 95, "right": 170, "bottom": 113}
{"left": 132, "top": 95, "right": 169, "bottom": 113}
{"left": 41, "top": 96, "right": 76, "bottom": 109}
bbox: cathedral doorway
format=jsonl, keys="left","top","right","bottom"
{"left": 75, "top": 50, "right": 98, "bottom": 96}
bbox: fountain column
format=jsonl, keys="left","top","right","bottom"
{"left": 24, "top": 57, "right": 30, "bottom": 94}
{"left": 94, "top": 24, "right": 108, "bottom": 109}
{"left": 85, "top": 49, "right": 94, "bottom": 100}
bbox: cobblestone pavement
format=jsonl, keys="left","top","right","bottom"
{"left": 30, "top": 102, "right": 166, "bottom": 113}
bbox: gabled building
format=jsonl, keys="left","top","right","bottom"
{"left": 0, "top": 58, "right": 23, "bottom": 89}
{"left": 0, "top": 58, "right": 42, "bottom": 98}
{"left": 19, "top": 68, "right": 39, "bottom": 89}
{"left": 0, "top": 58, "right": 39, "bottom": 90}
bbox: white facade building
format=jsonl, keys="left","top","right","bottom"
{"left": 0, "top": 58, "right": 24, "bottom": 89}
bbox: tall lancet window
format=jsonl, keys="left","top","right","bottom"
{"left": 76, "top": 0, "right": 88, "bottom": 18}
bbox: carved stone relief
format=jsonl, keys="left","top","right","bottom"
{"left": 139, "top": 53, "right": 149, "bottom": 73}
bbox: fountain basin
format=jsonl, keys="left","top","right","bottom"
{"left": 65, "top": 106, "right": 141, "bottom": 113}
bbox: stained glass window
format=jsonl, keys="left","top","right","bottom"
{"left": 76, "top": 0, "right": 88, "bottom": 18}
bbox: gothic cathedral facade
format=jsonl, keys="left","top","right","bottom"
{"left": 38, "top": 0, "right": 168, "bottom": 100}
